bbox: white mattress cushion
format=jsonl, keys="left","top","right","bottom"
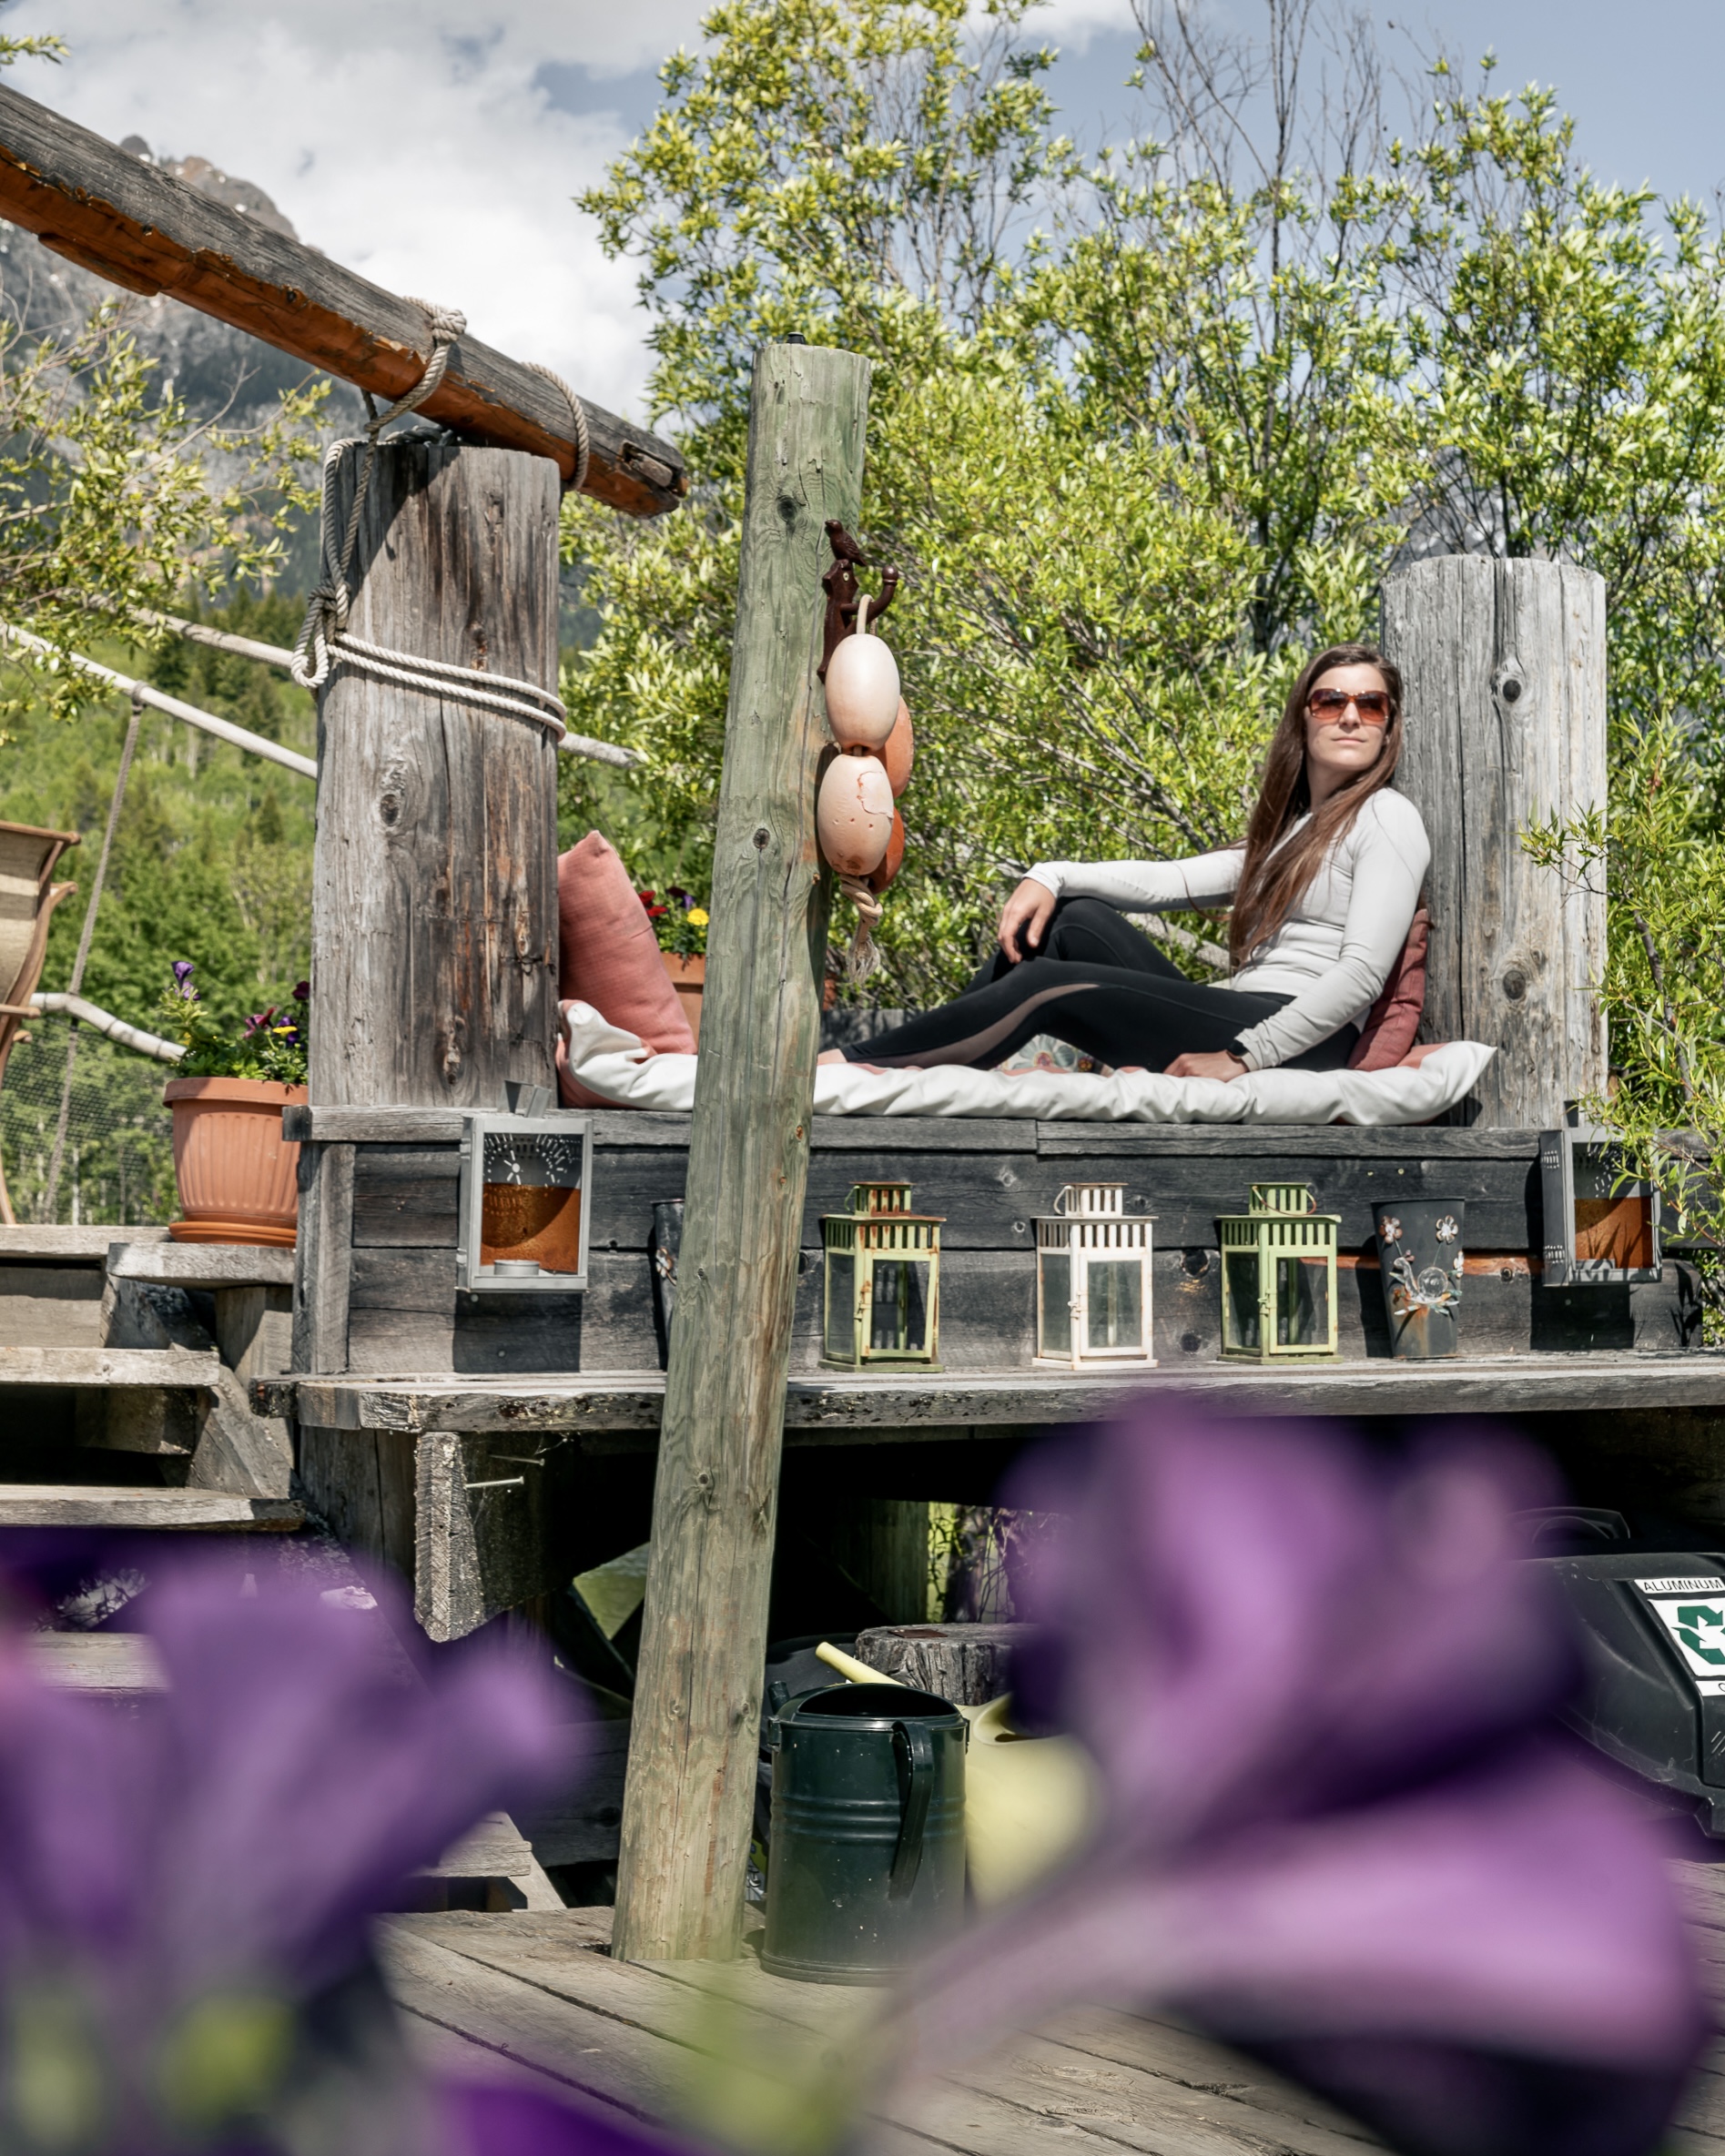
{"left": 562, "top": 1003, "right": 1496, "bottom": 1128}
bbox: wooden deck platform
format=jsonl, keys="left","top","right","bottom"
{"left": 382, "top": 1869, "right": 1725, "bottom": 2154}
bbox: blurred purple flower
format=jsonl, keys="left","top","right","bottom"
{"left": 169, "top": 960, "right": 197, "bottom": 999}
{"left": 292, "top": 980, "right": 310, "bottom": 1005}
{"left": 0, "top": 1557, "right": 626, "bottom": 2152}
{"left": 241, "top": 1007, "right": 278, "bottom": 1038}
{"left": 888, "top": 1411, "right": 1707, "bottom": 2156}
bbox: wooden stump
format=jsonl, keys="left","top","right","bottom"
{"left": 1381, "top": 556, "right": 1607, "bottom": 1128}
{"left": 309, "top": 439, "right": 562, "bottom": 1108}
{"left": 854, "top": 1623, "right": 1027, "bottom": 1705}
{"left": 611, "top": 344, "right": 871, "bottom": 1964}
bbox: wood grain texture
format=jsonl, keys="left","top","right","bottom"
{"left": 261, "top": 1349, "right": 1725, "bottom": 1436}
{"left": 0, "top": 86, "right": 685, "bottom": 515}
{"left": 290, "top": 1141, "right": 353, "bottom": 1373}
{"left": 0, "top": 1344, "right": 214, "bottom": 1387}
{"left": 613, "top": 344, "right": 870, "bottom": 1965}
{"left": 412, "top": 1429, "right": 584, "bottom": 1642}
{"left": 855, "top": 1623, "right": 1027, "bottom": 1702}
{"left": 0, "top": 1487, "right": 301, "bottom": 1528}
{"left": 0, "top": 1225, "right": 169, "bottom": 1259}
{"left": 298, "top": 1424, "right": 416, "bottom": 1575}
{"left": 1382, "top": 557, "right": 1608, "bottom": 1125}
{"left": 309, "top": 442, "right": 560, "bottom": 1111}
{"left": 0, "top": 1264, "right": 103, "bottom": 1347}
{"left": 108, "top": 1242, "right": 295, "bottom": 1288}
{"left": 380, "top": 1910, "right": 1393, "bottom": 2156}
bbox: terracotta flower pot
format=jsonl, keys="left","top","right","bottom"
{"left": 163, "top": 1076, "right": 307, "bottom": 1247}
{"left": 662, "top": 953, "right": 706, "bottom": 1046}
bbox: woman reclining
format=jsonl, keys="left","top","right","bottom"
{"left": 820, "top": 643, "right": 1429, "bottom": 1081}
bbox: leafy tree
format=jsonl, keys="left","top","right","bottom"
{"left": 565, "top": 0, "right": 1725, "bottom": 1289}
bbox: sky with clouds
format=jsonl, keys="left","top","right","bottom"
{"left": 3, "top": 1, "right": 1723, "bottom": 424}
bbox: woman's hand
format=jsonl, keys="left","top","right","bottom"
{"left": 998, "top": 877, "right": 1057, "bottom": 962}
{"left": 1166, "top": 1049, "right": 1248, "bottom": 1082}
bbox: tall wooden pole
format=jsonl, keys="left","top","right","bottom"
{"left": 612, "top": 343, "right": 871, "bottom": 1963}
{"left": 309, "top": 440, "right": 562, "bottom": 1108}
{"left": 1381, "top": 555, "right": 1607, "bottom": 1129}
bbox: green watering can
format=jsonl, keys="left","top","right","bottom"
{"left": 761, "top": 1681, "right": 968, "bottom": 1984}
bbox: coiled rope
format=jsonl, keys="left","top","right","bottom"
{"left": 289, "top": 301, "right": 571, "bottom": 744}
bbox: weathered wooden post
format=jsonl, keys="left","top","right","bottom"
{"left": 292, "top": 438, "right": 561, "bottom": 1389}
{"left": 611, "top": 343, "right": 871, "bottom": 1963}
{"left": 309, "top": 440, "right": 562, "bottom": 1108}
{"left": 1381, "top": 557, "right": 1608, "bottom": 1128}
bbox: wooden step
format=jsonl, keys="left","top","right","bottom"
{"left": 0, "top": 1346, "right": 218, "bottom": 1388}
{"left": 0, "top": 1487, "right": 301, "bottom": 1529}
{"left": 26, "top": 1631, "right": 165, "bottom": 1695}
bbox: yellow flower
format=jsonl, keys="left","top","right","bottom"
{"left": 687, "top": 907, "right": 709, "bottom": 927}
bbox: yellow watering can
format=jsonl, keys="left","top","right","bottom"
{"left": 814, "top": 1642, "right": 1099, "bottom": 1905}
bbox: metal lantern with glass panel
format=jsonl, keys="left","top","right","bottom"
{"left": 456, "top": 1099, "right": 593, "bottom": 1295}
{"left": 821, "top": 1181, "right": 943, "bottom": 1370}
{"left": 1218, "top": 1181, "right": 1340, "bottom": 1361}
{"left": 1538, "top": 1118, "right": 1663, "bottom": 1287}
{"left": 1034, "top": 1182, "right": 1155, "bottom": 1366}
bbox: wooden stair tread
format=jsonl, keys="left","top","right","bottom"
{"left": 0, "top": 1346, "right": 218, "bottom": 1387}
{"left": 25, "top": 1630, "right": 166, "bottom": 1692}
{"left": 0, "top": 1486, "right": 301, "bottom": 1528}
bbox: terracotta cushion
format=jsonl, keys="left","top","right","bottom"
{"left": 1347, "top": 906, "right": 1429, "bottom": 1072}
{"left": 554, "top": 832, "right": 694, "bottom": 1109}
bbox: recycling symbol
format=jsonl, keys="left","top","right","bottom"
{"left": 1678, "top": 1604, "right": 1725, "bottom": 1664}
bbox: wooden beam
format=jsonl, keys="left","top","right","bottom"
{"left": 1383, "top": 557, "right": 1608, "bottom": 1126}
{"left": 0, "top": 85, "right": 686, "bottom": 517}
{"left": 612, "top": 343, "right": 870, "bottom": 1964}
{"left": 255, "top": 1352, "right": 1725, "bottom": 1434}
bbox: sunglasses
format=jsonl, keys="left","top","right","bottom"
{"left": 1308, "top": 688, "right": 1392, "bottom": 725}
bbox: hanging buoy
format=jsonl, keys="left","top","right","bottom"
{"left": 881, "top": 699, "right": 914, "bottom": 796}
{"left": 867, "top": 809, "right": 906, "bottom": 894}
{"left": 824, "top": 595, "right": 899, "bottom": 750}
{"left": 817, "top": 753, "right": 894, "bottom": 876}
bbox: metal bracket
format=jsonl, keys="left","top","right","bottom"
{"left": 818, "top": 520, "right": 898, "bottom": 682}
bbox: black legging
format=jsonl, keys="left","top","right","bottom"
{"left": 845, "top": 898, "right": 1359, "bottom": 1073}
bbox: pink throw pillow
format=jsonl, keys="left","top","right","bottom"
{"left": 1347, "top": 906, "right": 1428, "bottom": 1072}
{"left": 555, "top": 833, "right": 695, "bottom": 1108}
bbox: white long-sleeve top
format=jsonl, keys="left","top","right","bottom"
{"left": 1024, "top": 788, "right": 1430, "bottom": 1071}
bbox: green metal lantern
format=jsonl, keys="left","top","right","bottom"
{"left": 821, "top": 1181, "right": 943, "bottom": 1370}
{"left": 1219, "top": 1181, "right": 1340, "bottom": 1361}
{"left": 1034, "top": 1182, "right": 1155, "bottom": 1366}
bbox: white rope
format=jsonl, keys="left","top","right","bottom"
{"left": 525, "top": 359, "right": 592, "bottom": 495}
{"left": 290, "top": 302, "right": 616, "bottom": 754}
{"left": 142, "top": 609, "right": 636, "bottom": 768}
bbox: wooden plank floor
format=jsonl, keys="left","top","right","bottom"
{"left": 379, "top": 1884, "right": 1725, "bottom": 2154}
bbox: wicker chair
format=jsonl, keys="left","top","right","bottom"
{"left": 0, "top": 821, "right": 80, "bottom": 1226}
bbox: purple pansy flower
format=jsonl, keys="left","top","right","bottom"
{"left": 886, "top": 1410, "right": 1707, "bottom": 2156}
{"left": 170, "top": 960, "right": 197, "bottom": 999}
{"left": 0, "top": 1554, "right": 697, "bottom": 2154}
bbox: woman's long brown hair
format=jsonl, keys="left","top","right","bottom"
{"left": 1228, "top": 642, "right": 1405, "bottom": 967}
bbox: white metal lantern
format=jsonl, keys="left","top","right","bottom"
{"left": 1034, "top": 1183, "right": 1155, "bottom": 1366}
{"left": 456, "top": 1108, "right": 593, "bottom": 1294}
